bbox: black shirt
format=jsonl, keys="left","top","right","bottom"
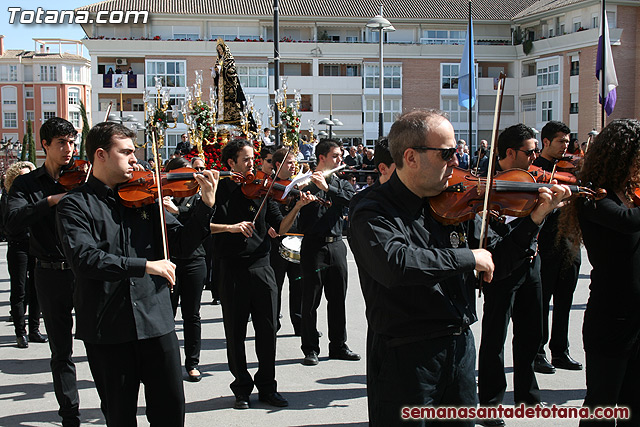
{"left": 6, "top": 165, "right": 68, "bottom": 261}
{"left": 298, "top": 173, "right": 354, "bottom": 238}
{"left": 349, "top": 171, "right": 541, "bottom": 340}
{"left": 171, "top": 194, "right": 206, "bottom": 259}
{"left": 212, "top": 178, "right": 283, "bottom": 264}
{"left": 56, "top": 175, "right": 214, "bottom": 344}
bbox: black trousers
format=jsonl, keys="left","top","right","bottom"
{"left": 538, "top": 249, "right": 581, "bottom": 358}
{"left": 203, "top": 235, "right": 219, "bottom": 301}
{"left": 170, "top": 257, "right": 206, "bottom": 372}
{"left": 34, "top": 266, "right": 79, "bottom": 426}
{"left": 478, "top": 256, "right": 542, "bottom": 405}
{"left": 367, "top": 330, "right": 477, "bottom": 426}
{"left": 8, "top": 240, "right": 39, "bottom": 337}
{"left": 579, "top": 344, "right": 640, "bottom": 427}
{"left": 270, "top": 240, "right": 302, "bottom": 333}
{"left": 218, "top": 258, "right": 278, "bottom": 397}
{"left": 84, "top": 332, "right": 185, "bottom": 427}
{"left": 300, "top": 238, "right": 348, "bottom": 355}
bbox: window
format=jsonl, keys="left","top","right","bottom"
{"left": 323, "top": 65, "right": 340, "bottom": 76}
{"left": 346, "top": 65, "right": 360, "bottom": 76}
{"left": 65, "top": 66, "right": 82, "bottom": 82}
{"left": 442, "top": 98, "right": 476, "bottom": 124}
{"left": 559, "top": 23, "right": 565, "bottom": 35}
{"left": 25, "top": 87, "right": 34, "bottom": 98}
{"left": 25, "top": 111, "right": 35, "bottom": 123}
{"left": 345, "top": 36, "right": 358, "bottom": 42}
{"left": 69, "top": 111, "right": 81, "bottom": 128}
{"left": 68, "top": 88, "right": 80, "bottom": 105}
{"left": 549, "top": 28, "right": 554, "bottom": 38}
{"left": 364, "top": 65, "right": 401, "bottom": 89}
{"left": 40, "top": 65, "right": 57, "bottom": 81}
{"left": 573, "top": 19, "right": 582, "bottom": 32}
{"left": 542, "top": 101, "right": 553, "bottom": 121}
{"left": 570, "top": 60, "right": 579, "bottom": 76}
{"left": 146, "top": 60, "right": 186, "bottom": 88}
{"left": 537, "top": 64, "right": 559, "bottom": 87}
{"left": 592, "top": 14, "right": 599, "bottom": 29}
{"left": 43, "top": 111, "right": 57, "bottom": 121}
{"left": 42, "top": 88, "right": 57, "bottom": 105}
{"left": 522, "top": 98, "right": 536, "bottom": 112}
{"left": 9, "top": 65, "right": 17, "bottom": 81}
{"left": 365, "top": 98, "right": 401, "bottom": 123}
{"left": 570, "top": 102, "right": 579, "bottom": 114}
{"left": 173, "top": 33, "right": 200, "bottom": 40}
{"left": 2, "top": 87, "right": 17, "bottom": 105}
{"left": 0, "top": 65, "right": 18, "bottom": 81}
{"left": 237, "top": 66, "right": 267, "bottom": 88}
{"left": 441, "top": 64, "right": 460, "bottom": 89}
{"left": 24, "top": 65, "right": 33, "bottom": 82}
{"left": 421, "top": 30, "right": 466, "bottom": 45}
{"left": 3, "top": 112, "right": 17, "bottom": 128}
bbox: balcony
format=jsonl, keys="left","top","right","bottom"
{"left": 93, "top": 74, "right": 144, "bottom": 92}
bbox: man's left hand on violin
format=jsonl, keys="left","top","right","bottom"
{"left": 196, "top": 170, "right": 219, "bottom": 208}
{"left": 295, "top": 190, "right": 317, "bottom": 207}
{"left": 529, "top": 181, "right": 572, "bottom": 225}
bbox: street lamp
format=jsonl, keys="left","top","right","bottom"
{"left": 367, "top": 6, "right": 395, "bottom": 139}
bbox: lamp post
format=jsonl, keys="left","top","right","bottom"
{"left": 366, "top": 6, "right": 395, "bottom": 139}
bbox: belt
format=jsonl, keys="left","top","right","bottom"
{"left": 324, "top": 236, "right": 342, "bottom": 243}
{"left": 36, "top": 260, "right": 71, "bottom": 270}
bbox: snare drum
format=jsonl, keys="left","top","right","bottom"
{"left": 279, "top": 235, "right": 302, "bottom": 264}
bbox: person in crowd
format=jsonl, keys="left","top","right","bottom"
{"left": 1, "top": 161, "right": 43, "bottom": 349}
{"left": 344, "top": 146, "right": 362, "bottom": 170}
{"left": 260, "top": 146, "right": 275, "bottom": 176}
{"left": 162, "top": 157, "right": 209, "bottom": 383}
{"left": 6, "top": 117, "right": 81, "bottom": 426}
{"left": 557, "top": 118, "right": 640, "bottom": 427}
{"left": 477, "top": 124, "right": 544, "bottom": 426}
{"left": 210, "top": 139, "right": 314, "bottom": 409}
{"left": 174, "top": 133, "right": 192, "bottom": 156}
{"left": 115, "top": 66, "right": 122, "bottom": 74}
{"left": 456, "top": 139, "right": 470, "bottom": 170}
{"left": 349, "top": 110, "right": 569, "bottom": 426}
{"left": 298, "top": 139, "right": 360, "bottom": 366}
{"left": 533, "top": 120, "right": 583, "bottom": 374}
{"left": 299, "top": 135, "right": 313, "bottom": 160}
{"left": 262, "top": 128, "right": 274, "bottom": 147}
{"left": 362, "top": 149, "right": 376, "bottom": 171}
{"left": 56, "top": 122, "right": 218, "bottom": 426}
{"left": 346, "top": 174, "right": 358, "bottom": 191}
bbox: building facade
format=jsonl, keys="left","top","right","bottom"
{"left": 0, "top": 37, "right": 91, "bottom": 161}
{"left": 78, "top": 0, "right": 639, "bottom": 156}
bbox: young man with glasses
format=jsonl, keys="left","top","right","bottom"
{"left": 260, "top": 146, "right": 275, "bottom": 176}
{"left": 349, "top": 111, "right": 570, "bottom": 426}
{"left": 477, "top": 124, "right": 543, "bottom": 426}
{"left": 6, "top": 117, "right": 81, "bottom": 426}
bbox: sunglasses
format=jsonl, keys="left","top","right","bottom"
{"left": 194, "top": 166, "right": 205, "bottom": 172}
{"left": 517, "top": 148, "right": 537, "bottom": 157}
{"left": 410, "top": 146, "right": 457, "bottom": 161}
{"left": 264, "top": 159, "right": 273, "bottom": 163}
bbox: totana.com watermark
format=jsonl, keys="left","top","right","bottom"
{"left": 7, "top": 7, "right": 148, "bottom": 25}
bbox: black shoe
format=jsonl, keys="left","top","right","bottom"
{"left": 187, "top": 368, "right": 202, "bottom": 382}
{"left": 329, "top": 346, "right": 361, "bottom": 361}
{"left": 303, "top": 351, "right": 319, "bottom": 366}
{"left": 317, "top": 330, "right": 323, "bottom": 338}
{"left": 534, "top": 355, "right": 556, "bottom": 374}
{"left": 259, "top": 392, "right": 289, "bottom": 407}
{"left": 481, "top": 419, "right": 505, "bottom": 426}
{"left": 552, "top": 354, "right": 583, "bottom": 371}
{"left": 234, "top": 395, "right": 250, "bottom": 410}
{"left": 28, "top": 331, "right": 48, "bottom": 343}
{"left": 211, "top": 299, "right": 221, "bottom": 305}
{"left": 16, "top": 335, "right": 28, "bottom": 349}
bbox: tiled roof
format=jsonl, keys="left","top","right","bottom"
{"left": 77, "top": 0, "right": 532, "bottom": 21}
{"left": 512, "top": 0, "right": 587, "bottom": 20}
{"left": 0, "top": 50, "right": 87, "bottom": 61}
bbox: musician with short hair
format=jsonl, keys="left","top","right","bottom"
{"left": 298, "top": 139, "right": 360, "bottom": 366}
{"left": 56, "top": 121, "right": 219, "bottom": 426}
{"left": 210, "top": 139, "right": 313, "bottom": 409}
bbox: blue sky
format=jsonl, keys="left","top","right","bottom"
{"left": 2, "top": 1, "right": 92, "bottom": 54}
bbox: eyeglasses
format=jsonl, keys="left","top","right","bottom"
{"left": 264, "top": 159, "right": 272, "bottom": 163}
{"left": 409, "top": 146, "right": 457, "bottom": 161}
{"left": 517, "top": 148, "right": 537, "bottom": 157}
{"left": 194, "top": 167, "right": 205, "bottom": 172}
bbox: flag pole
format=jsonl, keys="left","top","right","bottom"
{"left": 600, "top": 0, "right": 606, "bottom": 129}
{"left": 468, "top": 0, "right": 473, "bottom": 162}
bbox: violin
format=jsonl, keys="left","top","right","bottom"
{"left": 555, "top": 155, "right": 582, "bottom": 173}
{"left": 59, "top": 159, "right": 91, "bottom": 190}
{"left": 117, "top": 168, "right": 243, "bottom": 208}
{"left": 428, "top": 167, "right": 606, "bottom": 225}
{"left": 240, "top": 170, "right": 331, "bottom": 207}
{"left": 527, "top": 164, "right": 577, "bottom": 184}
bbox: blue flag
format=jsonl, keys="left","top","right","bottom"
{"left": 458, "top": 17, "right": 475, "bottom": 109}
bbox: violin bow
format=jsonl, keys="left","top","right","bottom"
{"left": 103, "top": 101, "right": 113, "bottom": 122}
{"left": 150, "top": 132, "right": 172, "bottom": 290}
{"left": 251, "top": 144, "right": 293, "bottom": 224}
{"left": 477, "top": 72, "right": 507, "bottom": 296}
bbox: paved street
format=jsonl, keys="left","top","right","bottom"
{"left": 0, "top": 241, "right": 592, "bottom": 426}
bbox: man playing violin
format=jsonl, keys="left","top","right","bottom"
{"left": 210, "top": 139, "right": 314, "bottom": 410}
{"left": 6, "top": 117, "right": 80, "bottom": 426}
{"left": 532, "top": 120, "right": 583, "bottom": 374}
{"left": 349, "top": 110, "right": 571, "bottom": 426}
{"left": 477, "top": 124, "right": 543, "bottom": 425}
{"left": 56, "top": 122, "right": 219, "bottom": 426}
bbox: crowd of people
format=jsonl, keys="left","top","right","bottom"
{"left": 2, "top": 113, "right": 637, "bottom": 427}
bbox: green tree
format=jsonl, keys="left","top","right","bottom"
{"left": 79, "top": 100, "right": 91, "bottom": 160}
{"left": 28, "top": 120, "right": 37, "bottom": 164}
{"left": 20, "top": 120, "right": 31, "bottom": 161}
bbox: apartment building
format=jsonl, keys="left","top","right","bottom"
{"left": 0, "top": 37, "right": 91, "bottom": 159}
{"left": 78, "top": 0, "right": 638, "bottom": 156}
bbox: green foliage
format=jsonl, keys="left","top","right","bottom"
{"left": 27, "top": 119, "right": 36, "bottom": 164}
{"left": 21, "top": 121, "right": 30, "bottom": 161}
